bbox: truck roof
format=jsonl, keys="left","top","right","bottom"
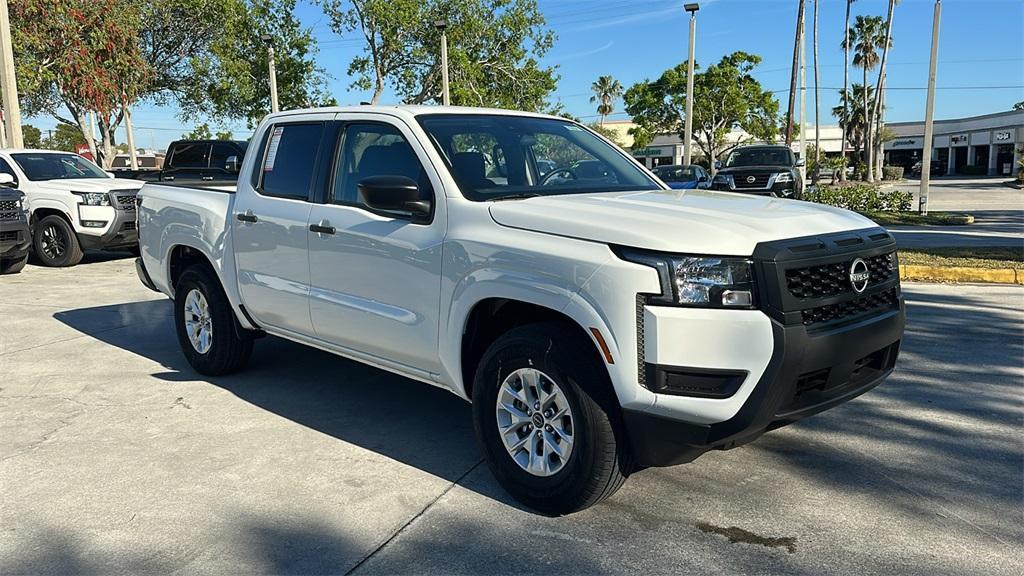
{"left": 264, "top": 104, "right": 557, "bottom": 123}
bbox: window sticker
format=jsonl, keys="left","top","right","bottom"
{"left": 263, "top": 126, "right": 284, "bottom": 172}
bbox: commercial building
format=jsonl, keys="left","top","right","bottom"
{"left": 884, "top": 109, "right": 1023, "bottom": 176}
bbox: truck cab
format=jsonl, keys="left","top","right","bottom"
{"left": 137, "top": 106, "right": 904, "bottom": 514}
{"left": 135, "top": 139, "right": 247, "bottom": 186}
{"left": 0, "top": 150, "right": 142, "bottom": 267}
{"left": 712, "top": 144, "right": 805, "bottom": 199}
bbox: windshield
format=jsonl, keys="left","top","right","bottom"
{"left": 724, "top": 147, "right": 794, "bottom": 168}
{"left": 11, "top": 153, "right": 108, "bottom": 181}
{"left": 653, "top": 166, "right": 696, "bottom": 182}
{"left": 417, "top": 114, "right": 661, "bottom": 201}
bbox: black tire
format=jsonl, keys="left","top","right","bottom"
{"left": 0, "top": 253, "right": 28, "bottom": 274}
{"left": 33, "top": 215, "right": 83, "bottom": 267}
{"left": 174, "top": 264, "right": 253, "bottom": 376}
{"left": 472, "top": 322, "right": 631, "bottom": 515}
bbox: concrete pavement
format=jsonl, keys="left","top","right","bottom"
{"left": 1, "top": 257, "right": 1022, "bottom": 575}
{"left": 887, "top": 177, "right": 1023, "bottom": 248}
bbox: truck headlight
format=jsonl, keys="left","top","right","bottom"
{"left": 775, "top": 172, "right": 794, "bottom": 183}
{"left": 712, "top": 174, "right": 733, "bottom": 188}
{"left": 72, "top": 191, "right": 111, "bottom": 206}
{"left": 615, "top": 249, "right": 757, "bottom": 308}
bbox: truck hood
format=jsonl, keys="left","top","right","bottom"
{"left": 35, "top": 178, "right": 144, "bottom": 193}
{"left": 488, "top": 189, "right": 878, "bottom": 255}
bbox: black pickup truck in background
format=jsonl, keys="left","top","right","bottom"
{"left": 133, "top": 140, "right": 248, "bottom": 186}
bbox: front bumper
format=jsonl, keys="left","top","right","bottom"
{"left": 712, "top": 174, "right": 801, "bottom": 199}
{"left": 624, "top": 302, "right": 904, "bottom": 466}
{"left": 77, "top": 206, "right": 138, "bottom": 251}
{"left": 0, "top": 218, "right": 31, "bottom": 259}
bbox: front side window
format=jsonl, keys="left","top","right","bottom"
{"left": 170, "top": 144, "right": 210, "bottom": 168}
{"left": 418, "top": 114, "right": 661, "bottom": 201}
{"left": 333, "top": 123, "right": 431, "bottom": 207}
{"left": 11, "top": 153, "right": 108, "bottom": 181}
{"left": 653, "top": 166, "right": 696, "bottom": 182}
{"left": 260, "top": 123, "right": 324, "bottom": 200}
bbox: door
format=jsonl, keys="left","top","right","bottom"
{"left": 306, "top": 118, "right": 445, "bottom": 374}
{"left": 233, "top": 120, "right": 328, "bottom": 336}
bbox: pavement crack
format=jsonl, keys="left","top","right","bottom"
{"left": 345, "top": 459, "right": 485, "bottom": 575}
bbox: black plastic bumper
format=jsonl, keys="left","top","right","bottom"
{"left": 623, "top": 300, "right": 905, "bottom": 467}
{"left": 135, "top": 257, "right": 159, "bottom": 292}
{"left": 78, "top": 208, "right": 138, "bottom": 251}
{"left": 0, "top": 219, "right": 31, "bottom": 259}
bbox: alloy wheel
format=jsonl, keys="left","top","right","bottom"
{"left": 183, "top": 289, "right": 213, "bottom": 354}
{"left": 495, "top": 367, "right": 575, "bottom": 477}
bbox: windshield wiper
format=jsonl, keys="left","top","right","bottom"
{"left": 490, "top": 192, "right": 542, "bottom": 202}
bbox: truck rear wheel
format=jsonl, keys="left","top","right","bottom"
{"left": 174, "top": 265, "right": 253, "bottom": 376}
{"left": 33, "top": 215, "right": 83, "bottom": 267}
{"left": 472, "top": 322, "right": 631, "bottom": 515}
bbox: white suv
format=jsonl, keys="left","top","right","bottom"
{"left": 0, "top": 150, "right": 142, "bottom": 266}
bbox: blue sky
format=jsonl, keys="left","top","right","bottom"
{"left": 27, "top": 0, "right": 1024, "bottom": 150}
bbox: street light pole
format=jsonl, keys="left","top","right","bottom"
{"left": 261, "top": 34, "right": 279, "bottom": 113}
{"left": 0, "top": 0, "right": 23, "bottom": 148}
{"left": 435, "top": 21, "right": 450, "bottom": 106}
{"left": 919, "top": 0, "right": 941, "bottom": 215}
{"left": 683, "top": 3, "right": 699, "bottom": 167}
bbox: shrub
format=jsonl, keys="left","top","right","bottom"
{"left": 804, "top": 184, "right": 912, "bottom": 212}
{"left": 882, "top": 166, "right": 904, "bottom": 181}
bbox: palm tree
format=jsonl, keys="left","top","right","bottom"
{"left": 589, "top": 76, "right": 624, "bottom": 127}
{"left": 871, "top": 0, "right": 899, "bottom": 181}
{"left": 840, "top": 0, "right": 856, "bottom": 181}
{"left": 812, "top": 0, "right": 820, "bottom": 185}
{"left": 841, "top": 14, "right": 886, "bottom": 180}
{"left": 832, "top": 84, "right": 877, "bottom": 169}
{"left": 785, "top": 0, "right": 807, "bottom": 145}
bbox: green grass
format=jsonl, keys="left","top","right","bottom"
{"left": 863, "top": 211, "right": 974, "bottom": 226}
{"left": 899, "top": 247, "right": 1023, "bottom": 270}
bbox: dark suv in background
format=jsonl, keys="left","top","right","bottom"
{"left": 711, "top": 144, "right": 804, "bottom": 199}
{"left": 0, "top": 186, "right": 31, "bottom": 274}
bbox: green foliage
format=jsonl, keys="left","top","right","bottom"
{"left": 882, "top": 165, "right": 904, "bottom": 180}
{"left": 183, "top": 124, "right": 213, "bottom": 140}
{"left": 181, "top": 0, "right": 333, "bottom": 127}
{"left": 21, "top": 125, "right": 42, "bottom": 148}
{"left": 623, "top": 52, "right": 779, "bottom": 166}
{"left": 590, "top": 76, "right": 623, "bottom": 124}
{"left": 831, "top": 83, "right": 875, "bottom": 156}
{"left": 319, "top": 0, "right": 557, "bottom": 111}
{"left": 42, "top": 123, "right": 86, "bottom": 152}
{"left": 587, "top": 123, "right": 625, "bottom": 149}
{"left": 805, "top": 183, "right": 911, "bottom": 212}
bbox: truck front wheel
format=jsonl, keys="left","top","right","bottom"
{"left": 472, "top": 322, "right": 631, "bottom": 514}
{"left": 174, "top": 265, "right": 253, "bottom": 376}
{"left": 33, "top": 215, "right": 83, "bottom": 267}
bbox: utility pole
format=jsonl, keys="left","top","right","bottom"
{"left": 683, "top": 3, "right": 699, "bottom": 166}
{"left": 812, "top": 0, "right": 820, "bottom": 185}
{"left": 123, "top": 96, "right": 138, "bottom": 170}
{"left": 798, "top": 5, "right": 807, "bottom": 185}
{"left": 0, "top": 0, "right": 23, "bottom": 148}
{"left": 919, "top": 0, "right": 941, "bottom": 215}
{"left": 785, "top": 0, "right": 806, "bottom": 145}
{"left": 434, "top": 21, "right": 450, "bottom": 106}
{"left": 261, "top": 34, "right": 279, "bottom": 113}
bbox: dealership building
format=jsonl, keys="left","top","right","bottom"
{"left": 883, "top": 109, "right": 1023, "bottom": 176}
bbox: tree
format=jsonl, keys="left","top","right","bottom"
{"left": 183, "top": 124, "right": 213, "bottom": 140}
{"left": 840, "top": 0, "right": 856, "bottom": 180}
{"left": 320, "top": 0, "right": 557, "bottom": 111}
{"left": 870, "top": 0, "right": 899, "bottom": 182}
{"left": 587, "top": 123, "right": 625, "bottom": 148}
{"left": 21, "top": 125, "right": 42, "bottom": 148}
{"left": 841, "top": 14, "right": 886, "bottom": 181}
{"left": 12, "top": 0, "right": 151, "bottom": 167}
{"left": 624, "top": 52, "right": 780, "bottom": 172}
{"left": 831, "top": 83, "right": 876, "bottom": 162}
{"left": 589, "top": 76, "right": 623, "bottom": 127}
{"left": 180, "top": 0, "right": 334, "bottom": 127}
{"left": 1014, "top": 101, "right": 1024, "bottom": 111}
{"left": 215, "top": 130, "right": 235, "bottom": 141}
{"left": 42, "top": 123, "right": 86, "bottom": 152}
{"left": 785, "top": 0, "right": 806, "bottom": 145}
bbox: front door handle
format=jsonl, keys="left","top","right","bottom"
{"left": 163, "top": 175, "right": 175, "bottom": 181}
{"left": 202, "top": 176, "right": 214, "bottom": 181}
{"left": 309, "top": 220, "right": 335, "bottom": 235}
{"left": 236, "top": 211, "right": 258, "bottom": 223}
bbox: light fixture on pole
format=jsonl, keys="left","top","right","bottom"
{"left": 683, "top": 3, "right": 699, "bottom": 167}
{"left": 261, "top": 33, "right": 280, "bottom": 113}
{"left": 919, "top": 0, "right": 941, "bottom": 215}
{"left": 434, "top": 20, "right": 450, "bottom": 106}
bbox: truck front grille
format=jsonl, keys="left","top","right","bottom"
{"left": 786, "top": 252, "right": 897, "bottom": 299}
{"left": 116, "top": 195, "right": 138, "bottom": 211}
{"left": 0, "top": 200, "right": 19, "bottom": 220}
{"left": 733, "top": 174, "right": 772, "bottom": 189}
{"left": 800, "top": 287, "right": 898, "bottom": 326}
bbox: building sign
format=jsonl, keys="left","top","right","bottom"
{"left": 995, "top": 130, "right": 1013, "bottom": 142}
{"left": 950, "top": 134, "right": 969, "bottom": 145}
{"left": 631, "top": 147, "right": 666, "bottom": 157}
{"left": 887, "top": 137, "right": 922, "bottom": 149}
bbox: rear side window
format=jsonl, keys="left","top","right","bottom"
{"left": 170, "top": 143, "right": 210, "bottom": 168}
{"left": 210, "top": 143, "right": 238, "bottom": 170}
{"left": 259, "top": 123, "right": 323, "bottom": 200}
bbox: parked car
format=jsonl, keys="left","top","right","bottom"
{"left": 910, "top": 159, "right": 946, "bottom": 177}
{"left": 0, "top": 184, "right": 31, "bottom": 274}
{"left": 0, "top": 150, "right": 141, "bottom": 267}
{"left": 133, "top": 139, "right": 247, "bottom": 186}
{"left": 136, "top": 106, "right": 905, "bottom": 514}
{"left": 651, "top": 164, "right": 712, "bottom": 189}
{"left": 712, "top": 144, "right": 804, "bottom": 199}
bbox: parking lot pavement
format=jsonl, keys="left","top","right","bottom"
{"left": 2, "top": 258, "right": 1022, "bottom": 576}
{"left": 887, "top": 177, "right": 1023, "bottom": 248}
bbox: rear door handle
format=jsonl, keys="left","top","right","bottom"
{"left": 202, "top": 176, "right": 214, "bottom": 181}
{"left": 236, "top": 211, "right": 258, "bottom": 223}
{"left": 309, "top": 221, "right": 335, "bottom": 235}
{"left": 163, "top": 175, "right": 174, "bottom": 181}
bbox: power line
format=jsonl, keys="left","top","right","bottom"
{"left": 771, "top": 85, "right": 1024, "bottom": 93}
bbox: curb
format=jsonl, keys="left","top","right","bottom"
{"left": 899, "top": 264, "right": 1024, "bottom": 285}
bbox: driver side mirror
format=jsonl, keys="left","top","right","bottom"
{"left": 714, "top": 160, "right": 723, "bottom": 170}
{"left": 795, "top": 158, "right": 806, "bottom": 167}
{"left": 0, "top": 173, "right": 15, "bottom": 187}
{"left": 358, "top": 175, "right": 432, "bottom": 224}
{"left": 225, "top": 155, "right": 241, "bottom": 173}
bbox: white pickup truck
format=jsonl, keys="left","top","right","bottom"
{"left": 136, "top": 106, "right": 905, "bottom": 514}
{"left": 0, "top": 149, "right": 142, "bottom": 266}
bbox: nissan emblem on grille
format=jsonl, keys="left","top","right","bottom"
{"left": 746, "top": 175, "right": 756, "bottom": 184}
{"left": 849, "top": 258, "right": 870, "bottom": 293}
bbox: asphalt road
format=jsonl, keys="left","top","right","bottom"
{"left": 887, "top": 177, "right": 1023, "bottom": 248}
{"left": 1, "top": 257, "right": 1022, "bottom": 576}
